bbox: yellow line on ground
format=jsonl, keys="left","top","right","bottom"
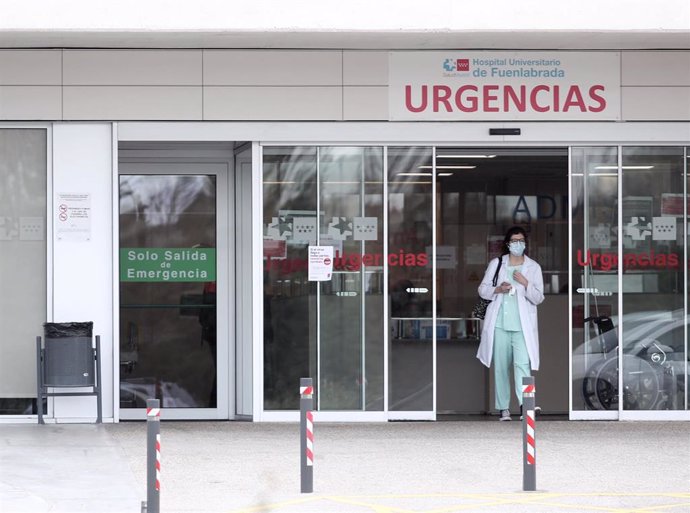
{"left": 509, "top": 500, "right": 660, "bottom": 513}
{"left": 328, "top": 493, "right": 489, "bottom": 499}
{"left": 424, "top": 497, "right": 639, "bottom": 513}
{"left": 547, "top": 493, "right": 682, "bottom": 497}
{"left": 325, "top": 496, "right": 417, "bottom": 513}
{"left": 335, "top": 492, "right": 689, "bottom": 500}
{"left": 624, "top": 502, "right": 690, "bottom": 512}
{"left": 225, "top": 493, "right": 690, "bottom": 513}
{"left": 419, "top": 494, "right": 553, "bottom": 513}
{"left": 421, "top": 498, "right": 545, "bottom": 513}
{"left": 424, "top": 494, "right": 686, "bottom": 513}
{"left": 226, "top": 496, "right": 319, "bottom": 513}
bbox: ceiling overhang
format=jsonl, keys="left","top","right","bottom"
{"left": 1, "top": 30, "right": 689, "bottom": 50}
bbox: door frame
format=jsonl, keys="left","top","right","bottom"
{"left": 116, "top": 153, "right": 234, "bottom": 420}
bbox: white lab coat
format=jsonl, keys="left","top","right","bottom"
{"left": 476, "top": 254, "right": 545, "bottom": 371}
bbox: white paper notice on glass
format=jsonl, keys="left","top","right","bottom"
{"left": 308, "top": 245, "right": 334, "bottom": 281}
{"left": 56, "top": 193, "right": 91, "bottom": 242}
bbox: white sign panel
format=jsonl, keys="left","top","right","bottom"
{"left": 389, "top": 52, "right": 620, "bottom": 121}
{"left": 56, "top": 193, "right": 91, "bottom": 241}
{"left": 435, "top": 245, "right": 458, "bottom": 269}
{"left": 308, "top": 245, "right": 334, "bottom": 281}
{"left": 353, "top": 216, "right": 378, "bottom": 241}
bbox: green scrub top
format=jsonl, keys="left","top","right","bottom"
{"left": 495, "top": 264, "right": 523, "bottom": 332}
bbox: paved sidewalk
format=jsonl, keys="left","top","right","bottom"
{"left": 1, "top": 420, "right": 689, "bottom": 512}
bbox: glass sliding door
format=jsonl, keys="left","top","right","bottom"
{"left": 119, "top": 162, "right": 229, "bottom": 419}
{"left": 262, "top": 146, "right": 384, "bottom": 413}
{"left": 263, "top": 147, "right": 317, "bottom": 410}
{"left": 0, "top": 129, "right": 47, "bottom": 416}
{"left": 572, "top": 146, "right": 689, "bottom": 416}
{"left": 387, "top": 147, "right": 434, "bottom": 414}
{"left": 571, "top": 147, "right": 620, "bottom": 413}
{"left": 620, "top": 147, "right": 685, "bottom": 412}
{"left": 319, "top": 147, "right": 384, "bottom": 411}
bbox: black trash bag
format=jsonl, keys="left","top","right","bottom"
{"left": 43, "top": 322, "right": 93, "bottom": 339}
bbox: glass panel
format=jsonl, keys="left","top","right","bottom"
{"left": 571, "top": 147, "right": 620, "bottom": 411}
{"left": 435, "top": 147, "right": 568, "bottom": 414}
{"left": 319, "top": 147, "right": 384, "bottom": 410}
{"left": 119, "top": 175, "right": 217, "bottom": 408}
{"left": 0, "top": 129, "right": 46, "bottom": 415}
{"left": 263, "top": 147, "right": 317, "bottom": 409}
{"left": 621, "top": 147, "right": 685, "bottom": 410}
{"left": 388, "top": 147, "right": 434, "bottom": 411}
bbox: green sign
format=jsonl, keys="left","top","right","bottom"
{"left": 120, "top": 248, "right": 216, "bottom": 282}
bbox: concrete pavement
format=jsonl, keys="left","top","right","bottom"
{"left": 1, "top": 420, "right": 689, "bottom": 512}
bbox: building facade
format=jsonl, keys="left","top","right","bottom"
{"left": 1, "top": 2, "right": 689, "bottom": 423}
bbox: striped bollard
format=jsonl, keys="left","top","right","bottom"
{"left": 143, "top": 399, "right": 161, "bottom": 513}
{"left": 300, "top": 377, "right": 314, "bottom": 493}
{"left": 522, "top": 377, "right": 536, "bottom": 492}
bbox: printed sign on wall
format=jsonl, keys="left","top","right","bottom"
{"left": 389, "top": 52, "right": 621, "bottom": 121}
{"left": 56, "top": 192, "right": 91, "bottom": 241}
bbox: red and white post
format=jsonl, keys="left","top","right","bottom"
{"left": 300, "top": 378, "right": 314, "bottom": 493}
{"left": 143, "top": 399, "right": 161, "bottom": 513}
{"left": 522, "top": 377, "right": 536, "bottom": 491}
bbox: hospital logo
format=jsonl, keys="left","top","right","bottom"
{"left": 443, "top": 58, "right": 470, "bottom": 72}
{"left": 265, "top": 216, "right": 378, "bottom": 243}
{"left": 625, "top": 216, "right": 677, "bottom": 242}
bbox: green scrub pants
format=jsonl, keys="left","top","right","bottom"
{"left": 493, "top": 326, "right": 531, "bottom": 411}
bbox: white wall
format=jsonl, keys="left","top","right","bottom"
{"left": 1, "top": 50, "right": 689, "bottom": 122}
{"left": 52, "top": 123, "right": 114, "bottom": 421}
{"left": 622, "top": 52, "right": 690, "bottom": 120}
{"left": 2, "top": 0, "right": 688, "bottom": 32}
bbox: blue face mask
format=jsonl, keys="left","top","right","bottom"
{"left": 508, "top": 240, "right": 526, "bottom": 256}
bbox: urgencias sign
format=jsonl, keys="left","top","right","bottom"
{"left": 577, "top": 249, "right": 679, "bottom": 271}
{"left": 389, "top": 52, "right": 620, "bottom": 121}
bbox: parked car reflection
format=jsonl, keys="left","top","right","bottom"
{"left": 120, "top": 379, "right": 197, "bottom": 408}
{"left": 574, "top": 310, "right": 686, "bottom": 411}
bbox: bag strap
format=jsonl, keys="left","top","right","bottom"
{"left": 491, "top": 257, "right": 502, "bottom": 287}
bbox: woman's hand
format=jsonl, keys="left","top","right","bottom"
{"left": 513, "top": 271, "right": 528, "bottom": 287}
{"left": 495, "top": 281, "right": 512, "bottom": 294}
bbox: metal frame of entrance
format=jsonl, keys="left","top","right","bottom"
{"left": 116, "top": 121, "right": 690, "bottom": 422}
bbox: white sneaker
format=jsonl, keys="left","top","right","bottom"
{"left": 499, "top": 409, "right": 511, "bottom": 421}
{"left": 521, "top": 406, "right": 541, "bottom": 420}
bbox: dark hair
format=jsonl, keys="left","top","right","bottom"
{"left": 501, "top": 226, "right": 528, "bottom": 255}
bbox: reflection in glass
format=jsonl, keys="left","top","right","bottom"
{"left": 263, "top": 147, "right": 317, "bottom": 410}
{"left": 119, "top": 175, "right": 217, "bottom": 408}
{"left": 388, "top": 147, "right": 434, "bottom": 411}
{"left": 571, "top": 147, "right": 620, "bottom": 411}
{"left": 319, "top": 147, "right": 384, "bottom": 410}
{"left": 262, "top": 146, "right": 385, "bottom": 411}
{"left": 572, "top": 147, "right": 688, "bottom": 412}
{"left": 621, "top": 147, "right": 685, "bottom": 410}
{"left": 0, "top": 130, "right": 47, "bottom": 415}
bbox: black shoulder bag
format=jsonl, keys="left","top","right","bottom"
{"left": 471, "top": 257, "right": 502, "bottom": 320}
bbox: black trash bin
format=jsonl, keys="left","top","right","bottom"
{"left": 36, "top": 322, "right": 102, "bottom": 424}
{"left": 43, "top": 322, "right": 94, "bottom": 387}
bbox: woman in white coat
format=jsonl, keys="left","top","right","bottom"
{"left": 476, "top": 226, "right": 544, "bottom": 421}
